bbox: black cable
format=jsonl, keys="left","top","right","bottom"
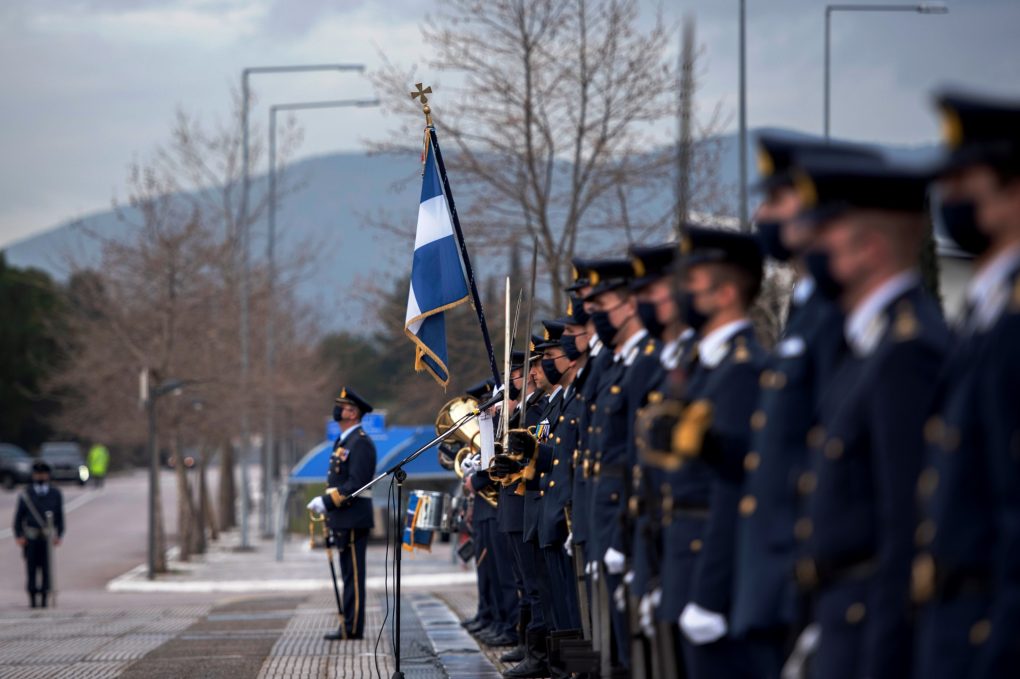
{"left": 373, "top": 476, "right": 394, "bottom": 679}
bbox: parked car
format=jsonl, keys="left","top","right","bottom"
{"left": 0, "top": 443, "right": 34, "bottom": 490}
{"left": 39, "top": 442, "right": 89, "bottom": 485}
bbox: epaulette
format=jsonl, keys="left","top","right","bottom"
{"left": 733, "top": 336, "right": 750, "bottom": 363}
{"left": 893, "top": 300, "right": 919, "bottom": 342}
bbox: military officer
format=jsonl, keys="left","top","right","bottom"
{"left": 585, "top": 256, "right": 659, "bottom": 672}
{"left": 537, "top": 305, "right": 591, "bottom": 638}
{"left": 790, "top": 155, "right": 950, "bottom": 679}
{"left": 462, "top": 379, "right": 519, "bottom": 644}
{"left": 628, "top": 242, "right": 694, "bottom": 678}
{"left": 492, "top": 351, "right": 552, "bottom": 676}
{"left": 531, "top": 319, "right": 582, "bottom": 633}
{"left": 566, "top": 259, "right": 606, "bottom": 645}
{"left": 730, "top": 135, "right": 879, "bottom": 676}
{"left": 914, "top": 90, "right": 1020, "bottom": 679}
{"left": 653, "top": 228, "right": 769, "bottom": 678}
{"left": 307, "top": 387, "right": 378, "bottom": 641}
{"left": 14, "top": 461, "right": 64, "bottom": 609}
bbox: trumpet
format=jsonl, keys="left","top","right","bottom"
{"left": 435, "top": 396, "right": 498, "bottom": 508}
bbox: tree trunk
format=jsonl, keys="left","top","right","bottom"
{"left": 218, "top": 440, "right": 237, "bottom": 530}
{"left": 200, "top": 449, "right": 219, "bottom": 541}
{"left": 173, "top": 434, "right": 193, "bottom": 562}
{"left": 154, "top": 467, "right": 167, "bottom": 573}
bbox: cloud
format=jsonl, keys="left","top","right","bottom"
{"left": 1, "top": 0, "right": 1019, "bottom": 247}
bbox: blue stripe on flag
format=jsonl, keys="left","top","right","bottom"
{"left": 404, "top": 139, "right": 470, "bottom": 387}
{"left": 420, "top": 148, "right": 443, "bottom": 203}
{"left": 416, "top": 314, "right": 449, "bottom": 382}
{"left": 410, "top": 235, "right": 468, "bottom": 311}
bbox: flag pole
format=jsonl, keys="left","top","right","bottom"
{"left": 411, "top": 83, "right": 501, "bottom": 388}
{"left": 428, "top": 126, "right": 501, "bottom": 387}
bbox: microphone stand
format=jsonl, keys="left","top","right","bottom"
{"left": 346, "top": 399, "right": 498, "bottom": 679}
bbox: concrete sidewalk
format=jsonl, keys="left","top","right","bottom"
{"left": 0, "top": 530, "right": 504, "bottom": 678}
{"left": 107, "top": 530, "right": 477, "bottom": 594}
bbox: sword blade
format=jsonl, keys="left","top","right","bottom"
{"left": 517, "top": 241, "right": 540, "bottom": 437}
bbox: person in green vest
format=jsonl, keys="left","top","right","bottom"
{"left": 86, "top": 444, "right": 110, "bottom": 489}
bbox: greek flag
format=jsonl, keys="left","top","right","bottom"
{"left": 404, "top": 139, "right": 469, "bottom": 386}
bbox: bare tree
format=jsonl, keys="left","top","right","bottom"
{"left": 372, "top": 0, "right": 725, "bottom": 307}
{"left": 49, "top": 94, "right": 325, "bottom": 568}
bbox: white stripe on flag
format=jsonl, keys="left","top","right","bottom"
{"left": 405, "top": 286, "right": 423, "bottom": 333}
{"left": 414, "top": 194, "right": 455, "bottom": 249}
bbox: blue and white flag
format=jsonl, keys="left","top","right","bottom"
{"left": 404, "top": 139, "right": 469, "bottom": 386}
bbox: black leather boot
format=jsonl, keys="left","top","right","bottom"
{"left": 503, "top": 629, "right": 551, "bottom": 678}
{"left": 499, "top": 601, "right": 529, "bottom": 660}
{"left": 500, "top": 642, "right": 526, "bottom": 663}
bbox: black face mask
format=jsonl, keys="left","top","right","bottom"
{"left": 541, "top": 358, "right": 564, "bottom": 386}
{"left": 804, "top": 250, "right": 843, "bottom": 300}
{"left": 508, "top": 381, "right": 521, "bottom": 401}
{"left": 941, "top": 200, "right": 990, "bottom": 257}
{"left": 591, "top": 310, "right": 618, "bottom": 348}
{"left": 559, "top": 333, "right": 584, "bottom": 361}
{"left": 637, "top": 301, "right": 666, "bottom": 339}
{"left": 332, "top": 405, "right": 343, "bottom": 422}
{"left": 757, "top": 220, "right": 793, "bottom": 262}
{"left": 676, "top": 291, "right": 710, "bottom": 333}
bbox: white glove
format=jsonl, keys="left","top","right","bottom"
{"left": 639, "top": 588, "right": 661, "bottom": 638}
{"left": 307, "top": 496, "right": 326, "bottom": 515}
{"left": 460, "top": 454, "right": 481, "bottom": 477}
{"left": 679, "top": 602, "right": 728, "bottom": 645}
{"left": 563, "top": 531, "right": 574, "bottom": 557}
{"left": 603, "top": 547, "right": 626, "bottom": 575}
{"left": 781, "top": 623, "right": 821, "bottom": 679}
{"left": 587, "top": 560, "right": 599, "bottom": 580}
{"left": 614, "top": 583, "right": 627, "bottom": 612}
{"left": 624, "top": 570, "right": 635, "bottom": 586}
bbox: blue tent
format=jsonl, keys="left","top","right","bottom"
{"left": 289, "top": 425, "right": 450, "bottom": 484}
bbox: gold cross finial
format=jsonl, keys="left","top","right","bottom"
{"left": 410, "top": 83, "right": 433, "bottom": 126}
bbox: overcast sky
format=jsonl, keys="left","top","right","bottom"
{"left": 1, "top": 0, "right": 1018, "bottom": 248}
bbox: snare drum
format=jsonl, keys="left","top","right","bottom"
{"left": 411, "top": 490, "right": 448, "bottom": 531}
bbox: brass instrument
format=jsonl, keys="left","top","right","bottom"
{"left": 435, "top": 396, "right": 498, "bottom": 507}
{"left": 436, "top": 396, "right": 482, "bottom": 458}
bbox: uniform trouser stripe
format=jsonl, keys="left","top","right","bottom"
{"left": 349, "top": 530, "right": 360, "bottom": 636}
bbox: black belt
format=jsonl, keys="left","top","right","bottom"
{"left": 807, "top": 554, "right": 878, "bottom": 589}
{"left": 936, "top": 565, "right": 993, "bottom": 600}
{"left": 593, "top": 462, "right": 626, "bottom": 479}
{"left": 665, "top": 500, "right": 711, "bottom": 520}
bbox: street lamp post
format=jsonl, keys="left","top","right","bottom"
{"left": 738, "top": 0, "right": 749, "bottom": 232}
{"left": 264, "top": 97, "right": 378, "bottom": 541}
{"left": 824, "top": 3, "right": 948, "bottom": 139}
{"left": 238, "top": 63, "right": 364, "bottom": 549}
{"left": 145, "top": 376, "right": 189, "bottom": 580}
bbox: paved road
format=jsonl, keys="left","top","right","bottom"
{"left": 0, "top": 468, "right": 219, "bottom": 609}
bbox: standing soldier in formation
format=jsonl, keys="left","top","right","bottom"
{"left": 307, "top": 387, "right": 377, "bottom": 641}
{"left": 792, "top": 154, "right": 950, "bottom": 679}
{"left": 914, "top": 91, "right": 1020, "bottom": 679}
{"left": 730, "top": 135, "right": 877, "bottom": 677}
{"left": 448, "top": 87, "right": 1020, "bottom": 679}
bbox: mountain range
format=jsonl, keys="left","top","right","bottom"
{"left": 3, "top": 128, "right": 942, "bottom": 331}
